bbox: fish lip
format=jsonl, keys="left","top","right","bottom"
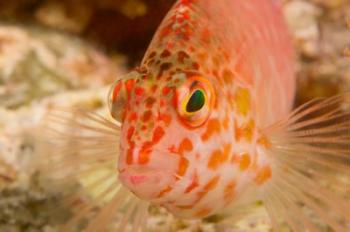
{"left": 121, "top": 166, "right": 159, "bottom": 175}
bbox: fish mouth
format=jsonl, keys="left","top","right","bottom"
{"left": 118, "top": 166, "right": 175, "bottom": 200}
{"left": 118, "top": 150, "right": 183, "bottom": 201}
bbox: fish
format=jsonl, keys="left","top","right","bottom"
{"left": 37, "top": 0, "right": 350, "bottom": 231}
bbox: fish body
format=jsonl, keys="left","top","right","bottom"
{"left": 40, "top": 0, "right": 350, "bottom": 231}
{"left": 113, "top": 0, "right": 295, "bottom": 218}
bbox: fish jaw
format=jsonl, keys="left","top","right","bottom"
{"left": 118, "top": 147, "right": 182, "bottom": 201}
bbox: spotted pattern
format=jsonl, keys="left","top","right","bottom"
{"left": 111, "top": 0, "right": 295, "bottom": 219}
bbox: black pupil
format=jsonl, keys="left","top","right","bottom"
{"left": 186, "top": 90, "right": 205, "bottom": 113}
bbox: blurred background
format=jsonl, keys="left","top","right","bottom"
{"left": 0, "top": 0, "right": 349, "bottom": 231}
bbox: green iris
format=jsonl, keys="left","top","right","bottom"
{"left": 186, "top": 89, "right": 205, "bottom": 113}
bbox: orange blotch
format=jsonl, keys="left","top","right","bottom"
{"left": 152, "top": 126, "right": 165, "bottom": 143}
{"left": 157, "top": 186, "right": 173, "bottom": 198}
{"left": 134, "top": 87, "right": 144, "bottom": 96}
{"left": 185, "top": 173, "right": 199, "bottom": 193}
{"left": 177, "top": 157, "right": 189, "bottom": 177}
{"left": 243, "top": 119, "right": 255, "bottom": 141}
{"left": 192, "top": 62, "right": 200, "bottom": 70}
{"left": 128, "top": 112, "right": 138, "bottom": 121}
{"left": 258, "top": 135, "right": 272, "bottom": 148}
{"left": 231, "top": 153, "right": 251, "bottom": 171}
{"left": 222, "top": 69, "right": 234, "bottom": 84}
{"left": 201, "top": 119, "right": 221, "bottom": 141}
{"left": 177, "top": 50, "right": 190, "bottom": 63}
{"left": 239, "top": 153, "right": 251, "bottom": 171}
{"left": 223, "top": 112, "right": 230, "bottom": 130}
{"left": 145, "top": 97, "right": 156, "bottom": 108}
{"left": 197, "top": 52, "right": 208, "bottom": 63}
{"left": 138, "top": 148, "right": 151, "bottom": 165}
{"left": 235, "top": 88, "right": 250, "bottom": 116}
{"left": 160, "top": 49, "right": 171, "bottom": 58}
{"left": 234, "top": 120, "right": 242, "bottom": 141}
{"left": 158, "top": 113, "right": 172, "bottom": 126}
{"left": 234, "top": 119, "right": 255, "bottom": 142}
{"left": 178, "top": 138, "right": 193, "bottom": 154}
{"left": 176, "top": 204, "right": 194, "bottom": 210}
{"left": 208, "top": 144, "right": 231, "bottom": 170}
{"left": 151, "top": 85, "right": 158, "bottom": 92}
{"left": 142, "top": 110, "right": 152, "bottom": 122}
{"left": 224, "top": 180, "right": 236, "bottom": 204}
{"left": 204, "top": 175, "right": 220, "bottom": 191}
{"left": 255, "top": 166, "right": 272, "bottom": 185}
{"left": 196, "top": 176, "right": 220, "bottom": 203}
{"left": 162, "top": 86, "right": 172, "bottom": 96}
{"left": 200, "top": 28, "right": 211, "bottom": 44}
{"left": 195, "top": 207, "right": 212, "bottom": 217}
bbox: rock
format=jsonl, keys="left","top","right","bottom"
{"left": 0, "top": 24, "right": 125, "bottom": 109}
{"left": 284, "top": 0, "right": 322, "bottom": 58}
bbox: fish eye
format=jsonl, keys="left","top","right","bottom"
{"left": 177, "top": 75, "right": 215, "bottom": 127}
{"left": 186, "top": 89, "right": 206, "bottom": 113}
{"left": 108, "top": 79, "right": 128, "bottom": 122}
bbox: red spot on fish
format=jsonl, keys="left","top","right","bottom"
{"left": 160, "top": 49, "right": 171, "bottom": 58}
{"left": 178, "top": 51, "right": 190, "bottom": 63}
{"left": 128, "top": 112, "right": 138, "bottom": 121}
{"left": 148, "top": 51, "right": 156, "bottom": 59}
{"left": 145, "top": 97, "right": 156, "bottom": 108}
{"left": 142, "top": 110, "right": 152, "bottom": 122}
{"left": 162, "top": 86, "right": 172, "bottom": 96}
{"left": 138, "top": 148, "right": 151, "bottom": 165}
{"left": 125, "top": 79, "right": 135, "bottom": 93}
{"left": 112, "top": 81, "right": 122, "bottom": 102}
{"left": 152, "top": 126, "right": 165, "bottom": 143}
{"left": 127, "top": 126, "right": 135, "bottom": 142}
{"left": 178, "top": 138, "right": 193, "bottom": 154}
{"left": 135, "top": 87, "right": 144, "bottom": 96}
{"left": 126, "top": 145, "right": 134, "bottom": 165}
{"left": 185, "top": 172, "right": 199, "bottom": 193}
{"left": 158, "top": 113, "right": 172, "bottom": 126}
{"left": 192, "top": 62, "right": 200, "bottom": 70}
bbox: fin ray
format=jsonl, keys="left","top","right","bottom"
{"left": 261, "top": 94, "right": 350, "bottom": 231}
{"left": 36, "top": 108, "right": 148, "bottom": 231}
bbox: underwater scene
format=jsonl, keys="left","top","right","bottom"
{"left": 0, "top": 0, "right": 349, "bottom": 231}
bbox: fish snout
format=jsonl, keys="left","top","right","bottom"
{"left": 118, "top": 147, "right": 181, "bottom": 200}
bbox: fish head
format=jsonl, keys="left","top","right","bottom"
{"left": 108, "top": 68, "right": 230, "bottom": 204}
{"left": 108, "top": 42, "right": 257, "bottom": 218}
